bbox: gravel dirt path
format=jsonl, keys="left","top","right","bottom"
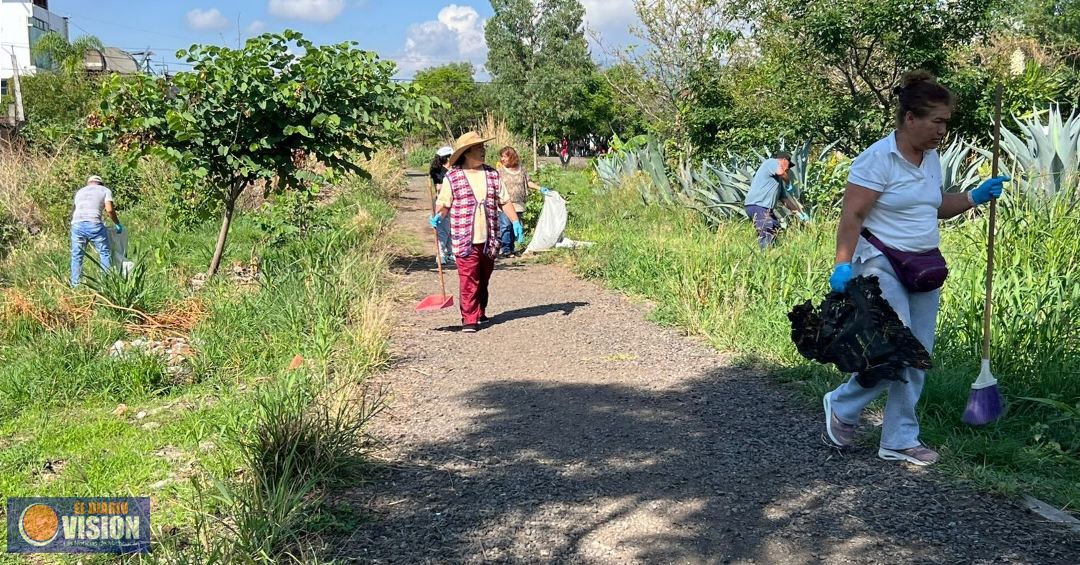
{"left": 328, "top": 172, "right": 1079, "bottom": 564}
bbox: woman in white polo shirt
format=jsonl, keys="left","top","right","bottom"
{"left": 822, "top": 70, "right": 1009, "bottom": 465}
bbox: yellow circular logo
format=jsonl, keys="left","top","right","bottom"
{"left": 19, "top": 503, "right": 60, "bottom": 547}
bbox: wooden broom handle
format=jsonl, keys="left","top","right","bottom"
{"left": 982, "top": 84, "right": 1002, "bottom": 360}
{"left": 427, "top": 178, "right": 448, "bottom": 298}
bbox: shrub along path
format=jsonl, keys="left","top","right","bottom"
{"left": 329, "top": 172, "right": 1078, "bottom": 563}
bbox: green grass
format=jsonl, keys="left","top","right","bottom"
{"left": 547, "top": 167, "right": 1080, "bottom": 512}
{"left": 0, "top": 171, "right": 398, "bottom": 562}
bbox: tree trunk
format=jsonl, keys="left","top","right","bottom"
{"left": 532, "top": 123, "right": 538, "bottom": 174}
{"left": 207, "top": 181, "right": 244, "bottom": 278}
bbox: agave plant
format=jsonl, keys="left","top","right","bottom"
{"left": 638, "top": 137, "right": 677, "bottom": 205}
{"left": 939, "top": 138, "right": 986, "bottom": 193}
{"left": 998, "top": 105, "right": 1080, "bottom": 203}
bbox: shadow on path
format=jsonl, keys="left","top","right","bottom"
{"left": 335, "top": 368, "right": 1079, "bottom": 563}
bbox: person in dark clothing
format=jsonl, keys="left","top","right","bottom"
{"left": 429, "top": 146, "right": 454, "bottom": 263}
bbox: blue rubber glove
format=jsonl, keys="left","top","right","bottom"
{"left": 114, "top": 223, "right": 123, "bottom": 234}
{"left": 970, "top": 175, "right": 1010, "bottom": 205}
{"left": 797, "top": 211, "right": 810, "bottom": 222}
{"left": 512, "top": 221, "right": 524, "bottom": 240}
{"left": 429, "top": 214, "right": 441, "bottom": 229}
{"left": 829, "top": 263, "right": 853, "bottom": 293}
{"left": 540, "top": 186, "right": 551, "bottom": 195}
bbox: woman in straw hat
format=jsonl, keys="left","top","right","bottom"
{"left": 430, "top": 132, "right": 523, "bottom": 333}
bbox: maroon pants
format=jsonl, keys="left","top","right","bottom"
{"left": 456, "top": 244, "right": 495, "bottom": 325}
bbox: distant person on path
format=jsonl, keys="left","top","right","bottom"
{"left": 823, "top": 70, "right": 1009, "bottom": 465}
{"left": 70, "top": 175, "right": 122, "bottom": 286}
{"left": 429, "top": 145, "right": 454, "bottom": 264}
{"left": 559, "top": 137, "right": 571, "bottom": 168}
{"left": 743, "top": 151, "right": 809, "bottom": 248}
{"left": 431, "top": 132, "right": 524, "bottom": 333}
{"left": 496, "top": 146, "right": 548, "bottom": 256}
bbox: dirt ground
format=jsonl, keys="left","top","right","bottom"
{"left": 327, "top": 172, "right": 1079, "bottom": 564}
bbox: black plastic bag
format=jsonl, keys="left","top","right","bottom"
{"left": 788, "top": 275, "right": 932, "bottom": 388}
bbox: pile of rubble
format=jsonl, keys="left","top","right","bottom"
{"left": 108, "top": 336, "right": 195, "bottom": 380}
{"left": 189, "top": 260, "right": 261, "bottom": 291}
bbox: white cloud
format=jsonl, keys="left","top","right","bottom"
{"left": 580, "top": 0, "right": 638, "bottom": 57}
{"left": 186, "top": 8, "right": 230, "bottom": 31}
{"left": 398, "top": 4, "right": 487, "bottom": 76}
{"left": 581, "top": 0, "right": 637, "bottom": 29}
{"left": 247, "top": 20, "right": 266, "bottom": 34}
{"left": 268, "top": 0, "right": 346, "bottom": 23}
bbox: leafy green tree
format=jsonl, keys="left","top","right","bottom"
{"left": 20, "top": 33, "right": 105, "bottom": 146}
{"left": 31, "top": 32, "right": 104, "bottom": 75}
{"left": 412, "top": 62, "right": 492, "bottom": 139}
{"left": 485, "top": 0, "right": 595, "bottom": 145}
{"left": 739, "top": 0, "right": 1000, "bottom": 150}
{"left": 567, "top": 68, "right": 646, "bottom": 140}
{"left": 1013, "top": 0, "right": 1080, "bottom": 63}
{"left": 96, "top": 31, "right": 435, "bottom": 277}
{"left": 19, "top": 73, "right": 101, "bottom": 147}
{"left": 605, "top": 0, "right": 741, "bottom": 154}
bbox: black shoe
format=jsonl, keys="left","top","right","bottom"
{"left": 461, "top": 324, "right": 479, "bottom": 333}
{"left": 479, "top": 315, "right": 490, "bottom": 324}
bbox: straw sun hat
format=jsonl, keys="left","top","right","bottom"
{"left": 448, "top": 131, "right": 494, "bottom": 167}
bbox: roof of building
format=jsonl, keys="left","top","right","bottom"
{"left": 83, "top": 47, "right": 139, "bottom": 74}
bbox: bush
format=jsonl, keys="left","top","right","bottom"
{"left": 26, "top": 150, "right": 144, "bottom": 228}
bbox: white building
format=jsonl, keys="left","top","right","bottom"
{"left": 0, "top": 0, "right": 69, "bottom": 95}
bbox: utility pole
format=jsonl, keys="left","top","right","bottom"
{"left": 533, "top": 123, "right": 538, "bottom": 173}
{"left": 10, "top": 53, "right": 25, "bottom": 125}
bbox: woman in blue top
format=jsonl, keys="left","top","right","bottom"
{"left": 823, "top": 70, "right": 1009, "bottom": 465}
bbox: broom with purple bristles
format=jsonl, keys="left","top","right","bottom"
{"left": 962, "top": 84, "right": 1006, "bottom": 426}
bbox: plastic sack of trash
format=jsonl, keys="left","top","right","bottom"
{"left": 106, "top": 226, "right": 134, "bottom": 275}
{"left": 788, "top": 275, "right": 932, "bottom": 388}
{"left": 106, "top": 225, "right": 128, "bottom": 264}
{"left": 525, "top": 191, "right": 567, "bottom": 252}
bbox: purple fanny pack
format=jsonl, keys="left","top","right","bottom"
{"left": 861, "top": 228, "right": 948, "bottom": 292}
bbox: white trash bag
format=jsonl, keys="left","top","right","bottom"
{"left": 106, "top": 225, "right": 134, "bottom": 275}
{"left": 525, "top": 191, "right": 567, "bottom": 252}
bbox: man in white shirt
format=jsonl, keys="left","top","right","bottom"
{"left": 70, "top": 175, "right": 123, "bottom": 286}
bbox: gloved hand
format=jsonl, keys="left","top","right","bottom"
{"left": 429, "top": 214, "right": 442, "bottom": 229}
{"left": 829, "top": 262, "right": 853, "bottom": 293}
{"left": 512, "top": 221, "right": 524, "bottom": 240}
{"left": 540, "top": 186, "right": 551, "bottom": 195}
{"left": 114, "top": 223, "right": 123, "bottom": 234}
{"left": 797, "top": 211, "right": 810, "bottom": 222}
{"left": 970, "top": 175, "right": 1010, "bottom": 205}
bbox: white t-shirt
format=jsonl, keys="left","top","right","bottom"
{"left": 71, "top": 184, "right": 113, "bottom": 224}
{"left": 848, "top": 131, "right": 942, "bottom": 262}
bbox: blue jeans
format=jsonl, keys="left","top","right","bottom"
{"left": 436, "top": 220, "right": 452, "bottom": 260}
{"left": 745, "top": 205, "right": 779, "bottom": 248}
{"left": 827, "top": 255, "right": 940, "bottom": 450}
{"left": 71, "top": 221, "right": 111, "bottom": 286}
{"left": 498, "top": 211, "right": 515, "bottom": 254}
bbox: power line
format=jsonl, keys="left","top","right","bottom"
{"left": 56, "top": 11, "right": 200, "bottom": 43}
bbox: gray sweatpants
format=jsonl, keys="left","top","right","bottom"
{"left": 827, "top": 254, "right": 941, "bottom": 450}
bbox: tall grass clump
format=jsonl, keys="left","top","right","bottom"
{"left": 560, "top": 164, "right": 1080, "bottom": 510}
{"left": 163, "top": 372, "right": 384, "bottom": 563}
{"left": 475, "top": 113, "right": 536, "bottom": 171}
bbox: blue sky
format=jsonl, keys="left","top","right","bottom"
{"left": 48, "top": 0, "right": 637, "bottom": 78}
